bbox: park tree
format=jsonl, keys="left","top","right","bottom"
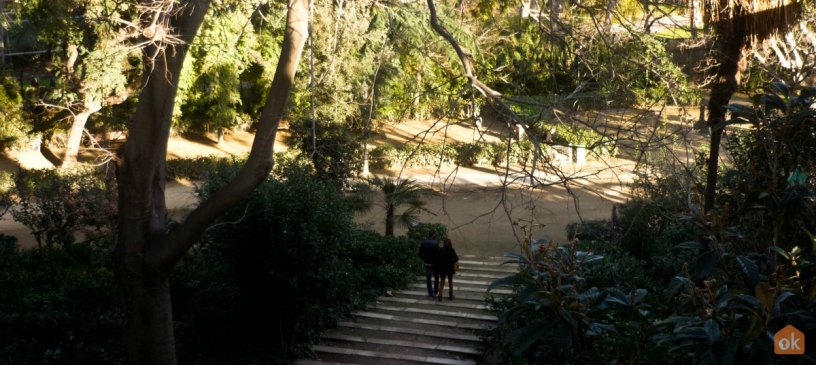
{"left": 17, "top": 0, "right": 140, "bottom": 166}
{"left": 174, "top": 0, "right": 280, "bottom": 141}
{"left": 702, "top": 0, "right": 802, "bottom": 212}
{"left": 111, "top": 0, "right": 308, "bottom": 363}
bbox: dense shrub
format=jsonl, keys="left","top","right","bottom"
{"left": 0, "top": 236, "right": 123, "bottom": 365}
{"left": 166, "top": 154, "right": 248, "bottom": 181}
{"left": 173, "top": 159, "right": 422, "bottom": 362}
{"left": 287, "top": 118, "right": 365, "bottom": 187}
{"left": 10, "top": 167, "right": 118, "bottom": 264}
{"left": 369, "top": 140, "right": 542, "bottom": 170}
{"left": 406, "top": 222, "right": 449, "bottom": 241}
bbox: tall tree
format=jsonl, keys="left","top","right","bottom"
{"left": 18, "top": 0, "right": 140, "bottom": 166}
{"left": 702, "top": 0, "right": 801, "bottom": 212}
{"left": 112, "top": 0, "right": 308, "bottom": 363}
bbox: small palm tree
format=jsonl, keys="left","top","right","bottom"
{"left": 350, "top": 176, "right": 438, "bottom": 236}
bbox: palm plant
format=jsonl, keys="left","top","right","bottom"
{"left": 350, "top": 176, "right": 437, "bottom": 237}
{"left": 702, "top": 0, "right": 803, "bottom": 212}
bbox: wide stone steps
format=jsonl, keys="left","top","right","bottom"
{"left": 298, "top": 255, "right": 515, "bottom": 365}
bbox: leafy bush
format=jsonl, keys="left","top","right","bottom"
{"left": 174, "top": 159, "right": 421, "bottom": 362}
{"left": 166, "top": 155, "right": 248, "bottom": 181}
{"left": 10, "top": 167, "right": 118, "bottom": 263}
{"left": 485, "top": 225, "right": 649, "bottom": 363}
{"left": 406, "top": 222, "right": 449, "bottom": 241}
{"left": 0, "top": 235, "right": 123, "bottom": 364}
{"left": 0, "top": 75, "right": 33, "bottom": 150}
{"left": 287, "top": 118, "right": 364, "bottom": 187}
{"left": 369, "top": 140, "right": 542, "bottom": 170}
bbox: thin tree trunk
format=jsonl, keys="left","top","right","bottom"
{"left": 113, "top": 1, "right": 308, "bottom": 363}
{"left": 62, "top": 105, "right": 101, "bottom": 166}
{"left": 703, "top": 29, "right": 746, "bottom": 213}
{"left": 385, "top": 204, "right": 394, "bottom": 237}
{"left": 604, "top": 0, "right": 617, "bottom": 33}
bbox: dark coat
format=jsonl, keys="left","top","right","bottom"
{"left": 418, "top": 239, "right": 439, "bottom": 265}
{"left": 435, "top": 246, "right": 459, "bottom": 276}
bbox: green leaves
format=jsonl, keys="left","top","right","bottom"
{"left": 735, "top": 256, "right": 762, "bottom": 290}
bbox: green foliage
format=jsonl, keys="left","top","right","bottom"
{"left": 368, "top": 140, "right": 539, "bottom": 170}
{"left": 175, "top": 159, "right": 421, "bottom": 362}
{"left": 0, "top": 76, "right": 31, "bottom": 149}
{"left": 0, "top": 236, "right": 123, "bottom": 364}
{"left": 406, "top": 222, "right": 448, "bottom": 241}
{"left": 288, "top": 118, "right": 364, "bottom": 187}
{"left": 166, "top": 155, "right": 249, "bottom": 181}
{"left": 349, "top": 176, "right": 437, "bottom": 236}
{"left": 718, "top": 83, "right": 816, "bottom": 251}
{"left": 652, "top": 206, "right": 816, "bottom": 364}
{"left": 175, "top": 0, "right": 275, "bottom": 132}
{"left": 10, "top": 167, "right": 117, "bottom": 262}
{"left": 487, "top": 233, "right": 630, "bottom": 363}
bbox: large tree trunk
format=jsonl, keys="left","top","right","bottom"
{"left": 703, "top": 28, "right": 746, "bottom": 213}
{"left": 113, "top": 1, "right": 309, "bottom": 364}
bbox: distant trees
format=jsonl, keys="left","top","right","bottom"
{"left": 16, "top": 0, "right": 140, "bottom": 166}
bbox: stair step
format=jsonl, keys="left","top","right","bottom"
{"left": 415, "top": 277, "right": 493, "bottom": 286}
{"left": 337, "top": 321, "right": 481, "bottom": 343}
{"left": 376, "top": 296, "right": 488, "bottom": 311}
{"left": 321, "top": 333, "right": 481, "bottom": 355}
{"left": 371, "top": 305, "right": 497, "bottom": 322}
{"left": 456, "top": 272, "right": 512, "bottom": 280}
{"left": 298, "top": 361, "right": 363, "bottom": 365}
{"left": 461, "top": 254, "right": 507, "bottom": 261}
{"left": 397, "top": 290, "right": 503, "bottom": 302}
{"left": 409, "top": 283, "right": 511, "bottom": 295}
{"left": 311, "top": 345, "right": 476, "bottom": 365}
{"left": 353, "top": 311, "right": 493, "bottom": 330}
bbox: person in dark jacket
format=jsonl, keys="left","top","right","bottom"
{"left": 436, "top": 238, "right": 459, "bottom": 301}
{"left": 418, "top": 231, "right": 440, "bottom": 297}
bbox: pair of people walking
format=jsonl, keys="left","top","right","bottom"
{"left": 418, "top": 231, "right": 459, "bottom": 301}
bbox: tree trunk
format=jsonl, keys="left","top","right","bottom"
{"left": 62, "top": 105, "right": 101, "bottom": 167}
{"left": 604, "top": 0, "right": 617, "bottom": 33}
{"left": 385, "top": 204, "right": 394, "bottom": 237}
{"left": 703, "top": 29, "right": 746, "bottom": 213}
{"left": 113, "top": 1, "right": 309, "bottom": 364}
{"left": 114, "top": 257, "right": 175, "bottom": 365}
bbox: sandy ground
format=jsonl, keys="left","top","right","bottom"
{"left": 1, "top": 116, "right": 683, "bottom": 257}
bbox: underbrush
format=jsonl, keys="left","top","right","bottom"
{"left": 1, "top": 160, "right": 423, "bottom": 364}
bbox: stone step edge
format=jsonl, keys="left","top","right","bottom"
{"left": 459, "top": 265, "right": 518, "bottom": 274}
{"left": 461, "top": 254, "right": 507, "bottom": 260}
{"left": 298, "top": 360, "right": 361, "bottom": 365}
{"left": 455, "top": 272, "right": 512, "bottom": 279}
{"left": 337, "top": 321, "right": 481, "bottom": 343}
{"left": 370, "top": 305, "right": 498, "bottom": 322}
{"left": 377, "top": 296, "right": 489, "bottom": 311}
{"left": 353, "top": 311, "right": 493, "bottom": 330}
{"left": 310, "top": 345, "right": 477, "bottom": 365}
{"left": 414, "top": 277, "right": 495, "bottom": 286}
{"left": 397, "top": 290, "right": 505, "bottom": 302}
{"left": 409, "top": 283, "right": 512, "bottom": 295}
{"left": 321, "top": 333, "right": 481, "bottom": 355}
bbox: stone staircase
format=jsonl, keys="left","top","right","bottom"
{"left": 298, "top": 255, "right": 516, "bottom": 365}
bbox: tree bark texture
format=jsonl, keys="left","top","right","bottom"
{"left": 62, "top": 104, "right": 102, "bottom": 166}
{"left": 385, "top": 204, "right": 395, "bottom": 237}
{"left": 703, "top": 25, "right": 746, "bottom": 213}
{"left": 113, "top": 1, "right": 309, "bottom": 364}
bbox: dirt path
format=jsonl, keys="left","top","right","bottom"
{"left": 2, "top": 118, "right": 654, "bottom": 256}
